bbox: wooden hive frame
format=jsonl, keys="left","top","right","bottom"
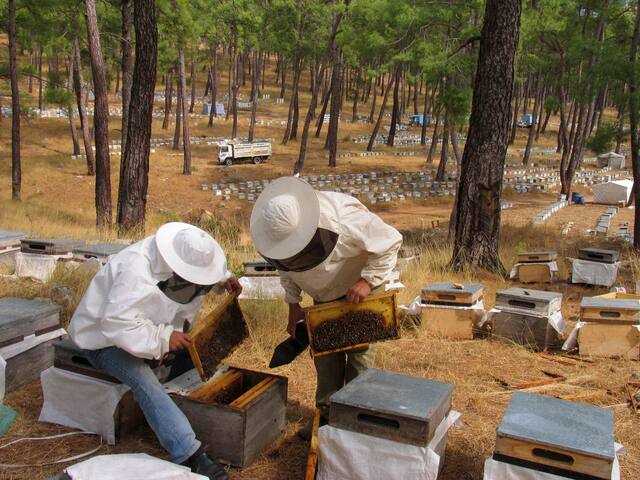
{"left": 188, "top": 294, "right": 248, "bottom": 381}
{"left": 304, "top": 410, "right": 321, "bottom": 480}
{"left": 304, "top": 291, "right": 398, "bottom": 358}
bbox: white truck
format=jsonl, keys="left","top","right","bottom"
{"left": 217, "top": 140, "right": 272, "bottom": 166}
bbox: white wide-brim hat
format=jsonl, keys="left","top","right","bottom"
{"left": 155, "top": 222, "right": 227, "bottom": 285}
{"left": 250, "top": 177, "right": 320, "bottom": 259}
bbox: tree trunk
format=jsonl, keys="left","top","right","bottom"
{"left": 509, "top": 82, "right": 520, "bottom": 144}
{"left": 368, "top": 75, "right": 378, "bottom": 123}
{"left": 178, "top": 48, "right": 192, "bottom": 174}
{"left": 9, "top": 0, "right": 20, "bottom": 200}
{"left": 67, "top": 59, "right": 81, "bottom": 156}
{"left": 315, "top": 78, "right": 332, "bottom": 137}
{"left": 615, "top": 102, "right": 625, "bottom": 154}
{"left": 367, "top": 74, "right": 394, "bottom": 152}
{"left": 351, "top": 70, "right": 360, "bottom": 122}
{"left": 38, "top": 45, "right": 44, "bottom": 112}
{"left": 84, "top": 0, "right": 113, "bottom": 229}
{"left": 248, "top": 50, "right": 259, "bottom": 142}
{"left": 189, "top": 60, "right": 196, "bottom": 113}
{"left": 630, "top": 0, "right": 640, "bottom": 248}
{"left": 413, "top": 78, "right": 419, "bottom": 115}
{"left": 387, "top": 67, "right": 401, "bottom": 147}
{"left": 73, "top": 36, "right": 96, "bottom": 175}
{"left": 427, "top": 107, "right": 441, "bottom": 164}
{"left": 279, "top": 60, "right": 286, "bottom": 99}
{"left": 451, "top": 0, "right": 521, "bottom": 273}
{"left": 523, "top": 76, "right": 541, "bottom": 165}
{"left": 420, "top": 83, "right": 430, "bottom": 145}
{"left": 231, "top": 29, "right": 239, "bottom": 138}
{"left": 173, "top": 78, "right": 182, "bottom": 149}
{"left": 208, "top": 43, "right": 218, "bottom": 126}
{"left": 162, "top": 71, "right": 173, "bottom": 129}
{"left": 436, "top": 115, "right": 449, "bottom": 181}
{"left": 327, "top": 45, "right": 343, "bottom": 166}
{"left": 117, "top": 0, "right": 157, "bottom": 236}
{"left": 120, "top": 0, "right": 134, "bottom": 181}
{"left": 283, "top": 58, "right": 302, "bottom": 144}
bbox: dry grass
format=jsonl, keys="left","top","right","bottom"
{"left": 1, "top": 225, "right": 640, "bottom": 480}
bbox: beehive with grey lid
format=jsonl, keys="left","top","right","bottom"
{"left": 494, "top": 392, "right": 615, "bottom": 479}
{"left": 517, "top": 251, "right": 558, "bottom": 263}
{"left": 491, "top": 310, "right": 563, "bottom": 351}
{"left": 20, "top": 238, "right": 84, "bottom": 255}
{"left": 243, "top": 259, "right": 278, "bottom": 277}
{"left": 421, "top": 282, "right": 484, "bottom": 306}
{"left": 495, "top": 288, "right": 562, "bottom": 317}
{"left": 580, "top": 296, "right": 640, "bottom": 323}
{"left": 328, "top": 368, "right": 453, "bottom": 446}
{"left": 0, "top": 297, "right": 64, "bottom": 393}
{"left": 72, "top": 243, "right": 128, "bottom": 262}
{"left": 578, "top": 247, "right": 619, "bottom": 264}
{"left": 0, "top": 230, "right": 26, "bottom": 250}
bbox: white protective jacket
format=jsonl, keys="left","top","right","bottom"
{"left": 68, "top": 237, "right": 231, "bottom": 360}
{"left": 280, "top": 191, "right": 402, "bottom": 304}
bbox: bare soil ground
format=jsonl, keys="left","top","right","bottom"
{"left": 0, "top": 63, "right": 638, "bottom": 480}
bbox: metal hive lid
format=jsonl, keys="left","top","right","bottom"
{"left": 423, "top": 282, "right": 483, "bottom": 295}
{"left": 497, "top": 392, "right": 615, "bottom": 460}
{"left": 581, "top": 297, "right": 640, "bottom": 311}
{"left": 497, "top": 288, "right": 562, "bottom": 302}
{"left": 329, "top": 368, "right": 453, "bottom": 422}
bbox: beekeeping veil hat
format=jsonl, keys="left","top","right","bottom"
{"left": 155, "top": 222, "right": 226, "bottom": 285}
{"left": 250, "top": 177, "right": 321, "bottom": 260}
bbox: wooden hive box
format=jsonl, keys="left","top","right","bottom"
{"left": 0, "top": 297, "right": 64, "bottom": 393}
{"left": 578, "top": 323, "right": 640, "bottom": 359}
{"left": 492, "top": 311, "right": 562, "bottom": 351}
{"left": 495, "top": 288, "right": 562, "bottom": 317}
{"left": 517, "top": 251, "right": 558, "bottom": 263}
{"left": 421, "top": 282, "right": 483, "bottom": 306}
{"left": 422, "top": 305, "right": 485, "bottom": 340}
{"left": 172, "top": 367, "right": 288, "bottom": 468}
{"left": 495, "top": 392, "right": 616, "bottom": 480}
{"left": 53, "top": 339, "right": 121, "bottom": 383}
{"left": 329, "top": 368, "right": 453, "bottom": 447}
{"left": 20, "top": 238, "right": 84, "bottom": 255}
{"left": 578, "top": 247, "right": 619, "bottom": 264}
{"left": 580, "top": 296, "right": 640, "bottom": 323}
{"left": 304, "top": 292, "right": 399, "bottom": 358}
{"left": 72, "top": 243, "right": 128, "bottom": 263}
{"left": 242, "top": 259, "right": 278, "bottom": 277}
{"left": 515, "top": 263, "right": 556, "bottom": 284}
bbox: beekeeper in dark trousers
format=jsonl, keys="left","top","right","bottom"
{"left": 250, "top": 176, "right": 402, "bottom": 433}
{"left": 68, "top": 222, "right": 242, "bottom": 480}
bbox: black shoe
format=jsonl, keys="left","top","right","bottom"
{"left": 182, "top": 447, "right": 229, "bottom": 480}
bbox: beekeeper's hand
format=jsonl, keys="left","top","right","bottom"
{"left": 223, "top": 276, "right": 243, "bottom": 296}
{"left": 288, "top": 303, "right": 305, "bottom": 338}
{"left": 346, "top": 278, "right": 372, "bottom": 304}
{"left": 169, "top": 331, "right": 191, "bottom": 351}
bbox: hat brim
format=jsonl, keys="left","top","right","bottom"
{"left": 155, "top": 222, "right": 226, "bottom": 285}
{"left": 250, "top": 177, "right": 320, "bottom": 260}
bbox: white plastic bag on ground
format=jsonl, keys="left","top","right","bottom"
{"left": 39, "top": 367, "right": 129, "bottom": 445}
{"left": 66, "top": 453, "right": 208, "bottom": 480}
{"left": 238, "top": 276, "right": 285, "bottom": 300}
{"left": 317, "top": 410, "right": 461, "bottom": 480}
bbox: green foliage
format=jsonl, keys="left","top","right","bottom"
{"left": 586, "top": 122, "right": 618, "bottom": 155}
{"left": 44, "top": 87, "right": 73, "bottom": 107}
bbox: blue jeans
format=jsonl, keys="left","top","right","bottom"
{"left": 85, "top": 347, "right": 200, "bottom": 464}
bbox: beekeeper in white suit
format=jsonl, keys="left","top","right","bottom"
{"left": 250, "top": 177, "right": 402, "bottom": 434}
{"left": 68, "top": 222, "right": 241, "bottom": 480}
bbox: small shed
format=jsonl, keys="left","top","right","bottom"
{"left": 592, "top": 179, "right": 633, "bottom": 205}
{"left": 597, "top": 151, "right": 625, "bottom": 169}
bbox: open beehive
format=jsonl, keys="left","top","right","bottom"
{"left": 304, "top": 292, "right": 399, "bottom": 357}
{"left": 188, "top": 294, "right": 249, "bottom": 381}
{"left": 173, "top": 367, "right": 288, "bottom": 468}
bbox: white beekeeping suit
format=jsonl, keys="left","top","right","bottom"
{"left": 69, "top": 226, "right": 231, "bottom": 360}
{"left": 279, "top": 191, "right": 402, "bottom": 303}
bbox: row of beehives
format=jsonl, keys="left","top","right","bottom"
{"left": 329, "top": 150, "right": 424, "bottom": 159}
{"left": 593, "top": 207, "right": 619, "bottom": 235}
{"left": 532, "top": 199, "right": 569, "bottom": 223}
